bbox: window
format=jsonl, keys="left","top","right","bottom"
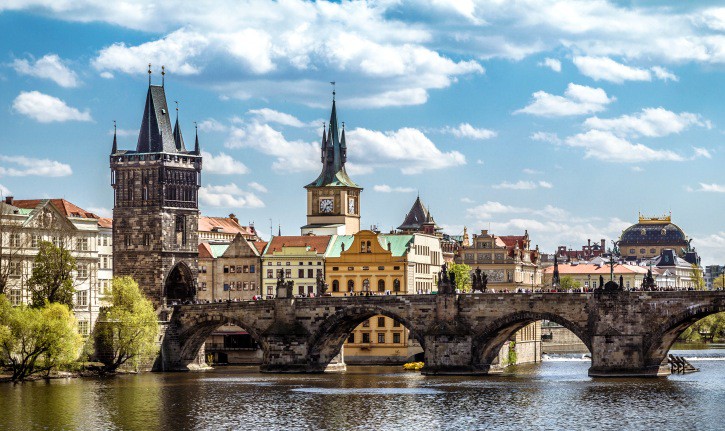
{"left": 332, "top": 267, "right": 339, "bottom": 271}
{"left": 250, "top": 281, "right": 256, "bottom": 291}
{"left": 298, "top": 286, "right": 305, "bottom": 295}
{"left": 78, "top": 321, "right": 89, "bottom": 336}
{"left": 393, "top": 266, "right": 400, "bottom": 271}
{"left": 393, "top": 333, "right": 401, "bottom": 344}
{"left": 362, "top": 279, "right": 370, "bottom": 291}
{"left": 650, "top": 248, "right": 656, "bottom": 254}
{"left": 377, "top": 333, "right": 385, "bottom": 343}
{"left": 10, "top": 233, "right": 21, "bottom": 248}
{"left": 332, "top": 280, "right": 339, "bottom": 292}
{"left": 200, "top": 266, "right": 207, "bottom": 274}
{"left": 362, "top": 266, "right": 369, "bottom": 271}
{"left": 378, "top": 266, "right": 384, "bottom": 270}
{"left": 143, "top": 234, "right": 150, "bottom": 246}
{"left": 465, "top": 253, "right": 474, "bottom": 261}
{"left": 639, "top": 249, "right": 646, "bottom": 254}
{"left": 31, "top": 235, "right": 40, "bottom": 247}
{"left": 103, "top": 236, "right": 108, "bottom": 247}
{"left": 76, "top": 238, "right": 88, "bottom": 251}
{"left": 377, "top": 317, "right": 385, "bottom": 327}
{"left": 377, "top": 279, "right": 385, "bottom": 292}
{"left": 629, "top": 249, "right": 635, "bottom": 254}
{"left": 362, "top": 319, "right": 370, "bottom": 327}
{"left": 250, "top": 265, "right": 255, "bottom": 273}
{"left": 76, "top": 290, "right": 88, "bottom": 307}
{"left": 9, "top": 261, "right": 22, "bottom": 277}
{"left": 267, "top": 269, "right": 273, "bottom": 278}
{"left": 308, "top": 269, "right": 313, "bottom": 278}
{"left": 285, "top": 269, "right": 291, "bottom": 278}
{"left": 393, "top": 320, "right": 401, "bottom": 328}
{"left": 298, "top": 269, "right": 305, "bottom": 278}
{"left": 243, "top": 265, "right": 249, "bottom": 273}
{"left": 9, "top": 289, "right": 21, "bottom": 306}
{"left": 348, "top": 266, "right": 354, "bottom": 271}
{"left": 77, "top": 264, "right": 88, "bottom": 279}
{"left": 102, "top": 256, "right": 108, "bottom": 269}
{"left": 286, "top": 262, "right": 290, "bottom": 266}
{"left": 243, "top": 282, "right": 249, "bottom": 291}
{"left": 316, "top": 269, "right": 322, "bottom": 277}
{"left": 393, "top": 279, "right": 401, "bottom": 292}
{"left": 230, "top": 266, "right": 236, "bottom": 273}
{"left": 347, "top": 333, "right": 355, "bottom": 344}
{"left": 200, "top": 282, "right": 207, "bottom": 291}
{"left": 362, "top": 333, "right": 370, "bottom": 343}
{"left": 124, "top": 234, "right": 131, "bottom": 247}
{"left": 224, "top": 266, "right": 230, "bottom": 274}
{"left": 347, "top": 280, "right": 354, "bottom": 291}
{"left": 53, "top": 236, "right": 62, "bottom": 247}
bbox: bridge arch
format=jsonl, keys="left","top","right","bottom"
{"left": 307, "top": 305, "right": 426, "bottom": 366}
{"left": 472, "top": 311, "right": 591, "bottom": 367}
{"left": 645, "top": 302, "right": 725, "bottom": 367}
{"left": 175, "top": 310, "right": 269, "bottom": 369}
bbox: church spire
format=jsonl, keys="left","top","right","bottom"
{"left": 173, "top": 101, "right": 186, "bottom": 151}
{"left": 111, "top": 120, "right": 117, "bottom": 154}
{"left": 193, "top": 122, "right": 200, "bottom": 155}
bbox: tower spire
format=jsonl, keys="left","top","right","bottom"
{"left": 148, "top": 63, "right": 152, "bottom": 86}
{"left": 161, "top": 65, "right": 165, "bottom": 87}
{"left": 172, "top": 100, "right": 185, "bottom": 151}
{"left": 112, "top": 120, "right": 117, "bottom": 154}
{"left": 193, "top": 121, "right": 200, "bottom": 155}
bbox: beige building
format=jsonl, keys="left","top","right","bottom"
{"left": 1, "top": 198, "right": 105, "bottom": 337}
{"left": 197, "top": 234, "right": 265, "bottom": 302}
{"left": 458, "top": 229, "right": 542, "bottom": 291}
{"left": 543, "top": 261, "right": 649, "bottom": 290}
{"left": 261, "top": 235, "right": 332, "bottom": 298}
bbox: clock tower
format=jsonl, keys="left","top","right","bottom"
{"left": 301, "top": 92, "right": 362, "bottom": 236}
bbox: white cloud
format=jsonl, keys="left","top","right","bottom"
{"left": 12, "top": 91, "right": 92, "bottom": 123}
{"left": 99, "top": 71, "right": 114, "bottom": 79}
{"left": 442, "top": 123, "right": 496, "bottom": 140}
{"left": 248, "top": 108, "right": 307, "bottom": 127}
{"left": 465, "top": 201, "right": 530, "bottom": 219}
{"left": 523, "top": 168, "right": 542, "bottom": 175}
{"left": 201, "top": 151, "right": 248, "bottom": 175}
{"left": 11, "top": 54, "right": 79, "bottom": 87}
{"left": 199, "top": 183, "right": 265, "bottom": 208}
{"left": 348, "top": 127, "right": 466, "bottom": 175}
{"left": 248, "top": 182, "right": 268, "bottom": 193}
{"left": 694, "top": 183, "right": 725, "bottom": 193}
{"left": 539, "top": 57, "right": 561, "bottom": 72}
{"left": 651, "top": 66, "right": 678, "bottom": 82}
{"left": 573, "top": 56, "right": 651, "bottom": 83}
{"left": 197, "top": 118, "right": 228, "bottom": 133}
{"left": 373, "top": 184, "right": 416, "bottom": 193}
{"left": 460, "top": 197, "right": 474, "bottom": 204}
{"left": 692, "top": 147, "right": 712, "bottom": 159}
{"left": 584, "top": 108, "right": 709, "bottom": 138}
{"left": 563, "top": 130, "right": 686, "bottom": 163}
{"left": 0, "top": 155, "right": 72, "bottom": 177}
{"left": 530, "top": 132, "right": 561, "bottom": 144}
{"left": 476, "top": 159, "right": 484, "bottom": 165}
{"left": 515, "top": 83, "right": 615, "bottom": 117}
{"left": 491, "top": 180, "right": 553, "bottom": 190}
{"left": 0, "top": 183, "right": 11, "bottom": 197}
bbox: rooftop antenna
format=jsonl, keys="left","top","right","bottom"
{"left": 161, "top": 65, "right": 165, "bottom": 87}
{"left": 148, "top": 63, "right": 152, "bottom": 85}
{"left": 330, "top": 81, "right": 336, "bottom": 100}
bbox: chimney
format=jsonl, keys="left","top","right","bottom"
{"left": 4, "top": 196, "right": 13, "bottom": 205}
{"left": 601, "top": 239, "right": 606, "bottom": 250}
{"left": 229, "top": 213, "right": 239, "bottom": 224}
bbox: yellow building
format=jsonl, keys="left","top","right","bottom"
{"left": 325, "top": 230, "right": 441, "bottom": 364}
{"left": 261, "top": 235, "right": 332, "bottom": 298}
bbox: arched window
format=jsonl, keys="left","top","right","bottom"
{"left": 332, "top": 280, "right": 339, "bottom": 292}
{"left": 362, "top": 279, "right": 370, "bottom": 291}
{"left": 393, "top": 279, "right": 401, "bottom": 292}
{"left": 360, "top": 241, "right": 366, "bottom": 253}
{"left": 366, "top": 241, "right": 372, "bottom": 253}
{"left": 347, "top": 279, "right": 355, "bottom": 292}
{"left": 377, "top": 279, "right": 385, "bottom": 292}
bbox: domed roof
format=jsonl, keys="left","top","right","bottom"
{"left": 619, "top": 216, "right": 687, "bottom": 246}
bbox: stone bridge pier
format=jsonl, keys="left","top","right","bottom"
{"left": 158, "top": 291, "right": 725, "bottom": 377}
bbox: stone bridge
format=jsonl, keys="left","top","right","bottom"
{"left": 159, "top": 291, "right": 725, "bottom": 377}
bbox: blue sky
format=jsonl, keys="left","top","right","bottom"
{"left": 1, "top": 1, "right": 724, "bottom": 264}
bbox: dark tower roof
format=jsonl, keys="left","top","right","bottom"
{"left": 173, "top": 111, "right": 186, "bottom": 152}
{"left": 111, "top": 121, "right": 117, "bottom": 154}
{"left": 193, "top": 124, "right": 200, "bottom": 155}
{"left": 136, "top": 85, "right": 177, "bottom": 153}
{"left": 306, "top": 96, "right": 359, "bottom": 189}
{"left": 398, "top": 196, "right": 439, "bottom": 232}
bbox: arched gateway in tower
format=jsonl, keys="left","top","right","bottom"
{"left": 110, "top": 77, "right": 202, "bottom": 306}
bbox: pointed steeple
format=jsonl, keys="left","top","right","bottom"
{"left": 320, "top": 122, "right": 327, "bottom": 163}
{"left": 136, "top": 84, "right": 176, "bottom": 153}
{"left": 340, "top": 121, "right": 347, "bottom": 164}
{"left": 193, "top": 122, "right": 200, "bottom": 155}
{"left": 278, "top": 224, "right": 282, "bottom": 236}
{"left": 172, "top": 101, "right": 186, "bottom": 152}
{"left": 111, "top": 120, "right": 118, "bottom": 154}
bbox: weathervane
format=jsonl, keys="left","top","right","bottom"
{"left": 148, "top": 63, "right": 152, "bottom": 85}
{"left": 330, "top": 81, "right": 336, "bottom": 99}
{"left": 161, "top": 65, "right": 165, "bottom": 86}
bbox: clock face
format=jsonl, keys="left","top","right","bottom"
{"left": 320, "top": 198, "right": 334, "bottom": 213}
{"left": 348, "top": 198, "right": 355, "bottom": 214}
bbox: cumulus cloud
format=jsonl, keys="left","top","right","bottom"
{"left": 12, "top": 91, "right": 92, "bottom": 123}
{"left": 573, "top": 56, "right": 679, "bottom": 83}
{"left": 564, "top": 130, "right": 688, "bottom": 163}
{"left": 491, "top": 180, "right": 553, "bottom": 190}
{"left": 693, "top": 183, "right": 725, "bottom": 193}
{"left": 539, "top": 58, "right": 561, "bottom": 72}
{"left": 584, "top": 108, "right": 709, "bottom": 138}
{"left": 442, "top": 123, "right": 496, "bottom": 140}
{"left": 199, "top": 183, "right": 265, "bottom": 208}
{"left": 248, "top": 182, "right": 268, "bottom": 193}
{"left": 523, "top": 168, "right": 542, "bottom": 175}
{"left": 197, "top": 118, "right": 228, "bottom": 133}
{"left": 0, "top": 155, "right": 73, "bottom": 177}
{"left": 11, "top": 54, "right": 79, "bottom": 87}
{"left": 201, "top": 151, "right": 248, "bottom": 175}
{"left": 460, "top": 197, "right": 474, "bottom": 204}
{"left": 530, "top": 132, "right": 561, "bottom": 144}
{"left": 515, "top": 83, "right": 615, "bottom": 117}
{"left": 248, "top": 108, "right": 308, "bottom": 128}
{"left": 373, "top": 184, "right": 416, "bottom": 193}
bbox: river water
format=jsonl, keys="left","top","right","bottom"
{"left": 1, "top": 346, "right": 724, "bottom": 431}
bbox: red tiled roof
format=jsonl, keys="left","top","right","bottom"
{"left": 198, "top": 243, "right": 213, "bottom": 259}
{"left": 13, "top": 199, "right": 98, "bottom": 219}
{"left": 98, "top": 217, "right": 113, "bottom": 228}
{"left": 499, "top": 235, "right": 526, "bottom": 249}
{"left": 265, "top": 235, "right": 332, "bottom": 254}
{"left": 199, "top": 216, "right": 256, "bottom": 236}
{"left": 253, "top": 241, "right": 268, "bottom": 254}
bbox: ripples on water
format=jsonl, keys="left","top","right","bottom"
{"left": 1, "top": 349, "right": 724, "bottom": 431}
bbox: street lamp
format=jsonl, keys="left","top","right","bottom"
{"left": 588, "top": 274, "right": 591, "bottom": 292}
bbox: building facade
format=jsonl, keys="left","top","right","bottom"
{"left": 618, "top": 214, "right": 691, "bottom": 260}
{"left": 542, "top": 262, "right": 649, "bottom": 290}
{"left": 261, "top": 235, "right": 332, "bottom": 298}
{"left": 198, "top": 215, "right": 260, "bottom": 244}
{"left": 1, "top": 198, "right": 104, "bottom": 337}
{"left": 111, "top": 81, "right": 202, "bottom": 306}
{"left": 197, "top": 234, "right": 264, "bottom": 302}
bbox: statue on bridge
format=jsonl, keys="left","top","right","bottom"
{"left": 276, "top": 270, "right": 295, "bottom": 299}
{"left": 471, "top": 268, "right": 488, "bottom": 293}
{"left": 641, "top": 267, "right": 656, "bottom": 291}
{"left": 316, "top": 272, "right": 328, "bottom": 296}
{"left": 437, "top": 263, "right": 455, "bottom": 294}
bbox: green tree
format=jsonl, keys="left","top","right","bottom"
{"left": 96, "top": 277, "right": 158, "bottom": 372}
{"left": 559, "top": 276, "right": 581, "bottom": 290}
{"left": 28, "top": 241, "right": 76, "bottom": 308}
{"left": 449, "top": 263, "right": 472, "bottom": 292}
{"left": 691, "top": 264, "right": 705, "bottom": 290}
{"left": 714, "top": 274, "right": 725, "bottom": 290}
{"left": 0, "top": 296, "right": 82, "bottom": 381}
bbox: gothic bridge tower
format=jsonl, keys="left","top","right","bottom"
{"left": 110, "top": 73, "right": 202, "bottom": 306}
{"left": 301, "top": 91, "right": 362, "bottom": 236}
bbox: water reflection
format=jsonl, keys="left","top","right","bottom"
{"left": 1, "top": 350, "right": 724, "bottom": 431}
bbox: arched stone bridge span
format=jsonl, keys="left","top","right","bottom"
{"left": 159, "top": 291, "right": 725, "bottom": 377}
